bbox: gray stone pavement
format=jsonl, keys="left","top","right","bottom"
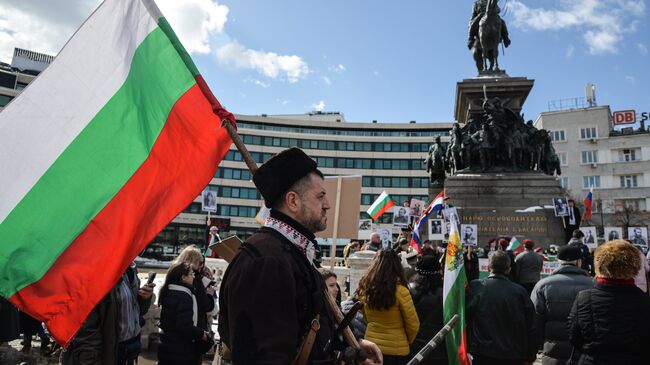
{"left": 2, "top": 336, "right": 544, "bottom": 364}
{"left": 0, "top": 338, "right": 215, "bottom": 365}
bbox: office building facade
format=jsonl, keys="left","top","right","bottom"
{"left": 535, "top": 106, "right": 650, "bottom": 221}
{"left": 158, "top": 113, "right": 452, "bottom": 248}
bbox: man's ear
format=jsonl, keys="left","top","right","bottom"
{"left": 284, "top": 191, "right": 301, "bottom": 213}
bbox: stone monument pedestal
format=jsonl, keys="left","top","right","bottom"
{"left": 454, "top": 75, "right": 534, "bottom": 125}
{"left": 444, "top": 172, "right": 566, "bottom": 248}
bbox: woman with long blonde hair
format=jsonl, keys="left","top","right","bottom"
{"left": 173, "top": 246, "right": 215, "bottom": 343}
{"left": 358, "top": 249, "right": 419, "bottom": 365}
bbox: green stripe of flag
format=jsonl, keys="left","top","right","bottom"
{"left": 158, "top": 18, "right": 200, "bottom": 77}
{"left": 444, "top": 269, "right": 467, "bottom": 365}
{"left": 0, "top": 27, "right": 195, "bottom": 298}
{"left": 368, "top": 194, "right": 393, "bottom": 218}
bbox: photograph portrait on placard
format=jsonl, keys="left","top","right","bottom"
{"left": 201, "top": 188, "right": 217, "bottom": 213}
{"left": 358, "top": 219, "right": 372, "bottom": 240}
{"left": 410, "top": 198, "right": 425, "bottom": 217}
{"left": 553, "top": 197, "right": 569, "bottom": 217}
{"left": 460, "top": 224, "right": 478, "bottom": 246}
{"left": 429, "top": 219, "right": 445, "bottom": 240}
{"left": 628, "top": 227, "right": 648, "bottom": 251}
{"left": 581, "top": 226, "right": 597, "bottom": 248}
{"left": 442, "top": 206, "right": 460, "bottom": 227}
{"left": 604, "top": 226, "right": 623, "bottom": 241}
{"left": 379, "top": 228, "right": 392, "bottom": 250}
{"left": 392, "top": 206, "right": 410, "bottom": 226}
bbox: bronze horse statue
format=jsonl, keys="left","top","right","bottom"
{"left": 479, "top": 0, "right": 502, "bottom": 71}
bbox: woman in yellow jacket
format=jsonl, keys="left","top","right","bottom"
{"left": 358, "top": 249, "right": 420, "bottom": 365}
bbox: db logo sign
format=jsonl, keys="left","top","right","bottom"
{"left": 613, "top": 110, "right": 636, "bottom": 125}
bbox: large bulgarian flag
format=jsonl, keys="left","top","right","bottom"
{"left": 443, "top": 215, "right": 471, "bottom": 365}
{"left": 0, "top": 0, "right": 233, "bottom": 346}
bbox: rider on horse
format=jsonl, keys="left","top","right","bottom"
{"left": 468, "top": 0, "right": 511, "bottom": 70}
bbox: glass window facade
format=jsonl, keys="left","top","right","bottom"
{"left": 237, "top": 121, "right": 448, "bottom": 138}
{"left": 582, "top": 176, "right": 601, "bottom": 188}
{"left": 239, "top": 134, "right": 434, "bottom": 153}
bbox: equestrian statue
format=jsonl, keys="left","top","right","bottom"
{"left": 468, "top": 0, "right": 511, "bottom": 73}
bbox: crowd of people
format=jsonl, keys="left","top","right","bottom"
{"left": 3, "top": 146, "right": 650, "bottom": 365}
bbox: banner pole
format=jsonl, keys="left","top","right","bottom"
{"left": 330, "top": 176, "right": 343, "bottom": 269}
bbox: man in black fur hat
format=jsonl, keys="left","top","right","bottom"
{"left": 218, "top": 147, "right": 382, "bottom": 364}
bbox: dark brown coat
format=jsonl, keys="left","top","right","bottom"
{"left": 218, "top": 219, "right": 338, "bottom": 364}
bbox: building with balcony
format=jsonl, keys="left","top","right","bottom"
{"left": 535, "top": 106, "right": 650, "bottom": 219}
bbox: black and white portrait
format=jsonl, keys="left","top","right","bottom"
{"left": 581, "top": 226, "right": 597, "bottom": 248}
{"left": 392, "top": 206, "right": 410, "bottom": 226}
{"left": 461, "top": 224, "right": 478, "bottom": 246}
{"left": 358, "top": 219, "right": 372, "bottom": 240}
{"left": 553, "top": 197, "right": 569, "bottom": 217}
{"left": 202, "top": 189, "right": 217, "bottom": 212}
{"left": 429, "top": 219, "right": 445, "bottom": 240}
{"left": 604, "top": 227, "right": 623, "bottom": 241}
{"left": 628, "top": 227, "right": 648, "bottom": 249}
{"left": 442, "top": 206, "right": 460, "bottom": 227}
{"left": 379, "top": 228, "right": 392, "bottom": 250}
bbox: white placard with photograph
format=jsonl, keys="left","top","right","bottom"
{"left": 442, "top": 206, "right": 460, "bottom": 227}
{"left": 410, "top": 198, "right": 425, "bottom": 218}
{"left": 604, "top": 227, "right": 623, "bottom": 241}
{"left": 358, "top": 219, "right": 373, "bottom": 240}
{"left": 628, "top": 227, "right": 648, "bottom": 250}
{"left": 201, "top": 188, "right": 217, "bottom": 213}
{"left": 553, "top": 197, "right": 569, "bottom": 217}
{"left": 460, "top": 224, "right": 478, "bottom": 246}
{"left": 392, "top": 206, "right": 410, "bottom": 227}
{"left": 379, "top": 228, "right": 392, "bottom": 250}
{"left": 581, "top": 226, "right": 597, "bottom": 249}
{"left": 428, "top": 219, "right": 446, "bottom": 240}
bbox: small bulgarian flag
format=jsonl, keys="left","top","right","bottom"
{"left": 0, "top": 0, "right": 233, "bottom": 346}
{"left": 366, "top": 191, "right": 395, "bottom": 220}
{"left": 506, "top": 236, "right": 525, "bottom": 255}
{"left": 443, "top": 215, "right": 471, "bottom": 365}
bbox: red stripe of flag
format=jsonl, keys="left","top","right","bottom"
{"left": 9, "top": 84, "right": 232, "bottom": 346}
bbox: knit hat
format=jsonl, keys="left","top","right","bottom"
{"left": 557, "top": 245, "right": 581, "bottom": 261}
{"left": 252, "top": 147, "right": 322, "bottom": 207}
{"left": 416, "top": 256, "right": 441, "bottom": 276}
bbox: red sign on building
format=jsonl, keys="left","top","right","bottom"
{"left": 612, "top": 110, "right": 636, "bottom": 125}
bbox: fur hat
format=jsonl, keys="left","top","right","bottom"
{"left": 557, "top": 245, "right": 581, "bottom": 261}
{"left": 252, "top": 147, "right": 322, "bottom": 207}
{"left": 416, "top": 256, "right": 440, "bottom": 276}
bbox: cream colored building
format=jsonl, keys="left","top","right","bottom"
{"left": 535, "top": 106, "right": 650, "bottom": 216}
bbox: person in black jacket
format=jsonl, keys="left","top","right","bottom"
{"left": 531, "top": 245, "right": 593, "bottom": 365}
{"left": 408, "top": 255, "right": 447, "bottom": 364}
{"left": 467, "top": 251, "right": 537, "bottom": 365}
{"left": 568, "top": 240, "right": 650, "bottom": 364}
{"left": 218, "top": 148, "right": 382, "bottom": 364}
{"left": 173, "top": 246, "right": 215, "bottom": 336}
{"left": 158, "top": 262, "right": 211, "bottom": 365}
